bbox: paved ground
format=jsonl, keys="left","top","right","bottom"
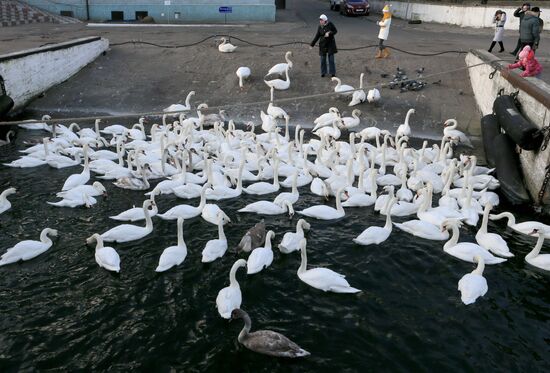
{"left": 1, "top": 0, "right": 549, "bottom": 139}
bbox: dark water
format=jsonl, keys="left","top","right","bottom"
{"left": 1, "top": 130, "right": 549, "bottom": 372}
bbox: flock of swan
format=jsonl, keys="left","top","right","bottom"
{"left": 1, "top": 50, "right": 550, "bottom": 358}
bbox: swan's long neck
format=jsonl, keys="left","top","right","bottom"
{"left": 238, "top": 314, "right": 252, "bottom": 343}
{"left": 444, "top": 224, "right": 460, "bottom": 250}
{"left": 229, "top": 262, "right": 243, "bottom": 288}
{"left": 40, "top": 230, "right": 54, "bottom": 245}
{"left": 491, "top": 212, "right": 516, "bottom": 226}
{"left": 217, "top": 219, "right": 226, "bottom": 241}
{"left": 291, "top": 172, "right": 298, "bottom": 194}
{"left": 298, "top": 242, "right": 307, "bottom": 274}
{"left": 479, "top": 204, "right": 491, "bottom": 234}
{"left": 359, "top": 73, "right": 364, "bottom": 89}
{"left": 265, "top": 232, "right": 273, "bottom": 250}
{"left": 405, "top": 110, "right": 413, "bottom": 127}
{"left": 335, "top": 189, "right": 344, "bottom": 213}
{"left": 370, "top": 169, "right": 378, "bottom": 198}
{"left": 472, "top": 257, "right": 485, "bottom": 275}
{"left": 143, "top": 203, "right": 153, "bottom": 230}
{"left": 526, "top": 234, "right": 546, "bottom": 261}
{"left": 176, "top": 219, "right": 184, "bottom": 246}
{"left": 185, "top": 92, "right": 194, "bottom": 108}
{"left": 383, "top": 199, "right": 394, "bottom": 229}
{"left": 273, "top": 160, "right": 279, "bottom": 187}
{"left": 93, "top": 234, "right": 104, "bottom": 250}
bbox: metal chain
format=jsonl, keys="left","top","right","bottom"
{"left": 537, "top": 164, "right": 550, "bottom": 207}
{"left": 540, "top": 125, "right": 550, "bottom": 151}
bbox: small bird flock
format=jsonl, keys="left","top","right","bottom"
{"left": 1, "top": 48, "right": 550, "bottom": 358}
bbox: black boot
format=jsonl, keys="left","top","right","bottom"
{"left": 498, "top": 42, "right": 505, "bottom": 52}
{"left": 488, "top": 41, "right": 496, "bottom": 53}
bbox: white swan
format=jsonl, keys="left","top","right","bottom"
{"left": 238, "top": 200, "right": 294, "bottom": 217}
{"left": 47, "top": 192, "right": 97, "bottom": 208}
{"left": 279, "top": 219, "right": 310, "bottom": 254}
{"left": 298, "top": 187, "right": 345, "bottom": 220}
{"left": 201, "top": 213, "right": 228, "bottom": 263}
{"left": 442, "top": 220, "right": 507, "bottom": 264}
{"left": 348, "top": 73, "right": 366, "bottom": 106}
{"left": 366, "top": 87, "right": 381, "bottom": 103}
{"left": 109, "top": 193, "right": 158, "bottom": 222}
{"left": 230, "top": 308, "right": 310, "bottom": 358}
{"left": 313, "top": 107, "right": 340, "bottom": 131}
{"left": 525, "top": 229, "right": 550, "bottom": 271}
{"left": 443, "top": 119, "right": 473, "bottom": 147}
{"left": 87, "top": 233, "right": 121, "bottom": 273}
{"left": 264, "top": 66, "right": 290, "bottom": 90}
{"left": 489, "top": 212, "right": 550, "bottom": 238}
{"left": 202, "top": 204, "right": 231, "bottom": 225}
{"left": 163, "top": 91, "right": 195, "bottom": 113}
{"left": 236, "top": 67, "right": 251, "bottom": 88}
{"left": 396, "top": 108, "right": 415, "bottom": 138}
{"left": 273, "top": 171, "right": 299, "bottom": 206}
{"left": 353, "top": 197, "right": 396, "bottom": 245}
{"left": 243, "top": 160, "right": 280, "bottom": 195}
{"left": 267, "top": 51, "right": 293, "bottom": 76}
{"left": 56, "top": 181, "right": 106, "bottom": 200}
{"left": 458, "top": 255, "right": 488, "bottom": 305}
{"left": 475, "top": 203, "right": 514, "bottom": 258}
{"left": 61, "top": 144, "right": 90, "bottom": 191}
{"left": 393, "top": 219, "right": 449, "bottom": 241}
{"left": 247, "top": 230, "right": 275, "bottom": 274}
{"left": 340, "top": 109, "right": 361, "bottom": 129}
{"left": 218, "top": 37, "right": 237, "bottom": 53}
{"left": 156, "top": 217, "right": 187, "bottom": 272}
{"left": 216, "top": 259, "right": 247, "bottom": 319}
{"left": 158, "top": 183, "right": 209, "bottom": 220}
{"left": 297, "top": 239, "right": 360, "bottom": 293}
{"left": 331, "top": 77, "right": 354, "bottom": 97}
{"left": 0, "top": 228, "right": 57, "bottom": 266}
{"left": 99, "top": 200, "right": 154, "bottom": 243}
{"left": 0, "top": 187, "right": 16, "bottom": 215}
{"left": 3, "top": 155, "right": 47, "bottom": 168}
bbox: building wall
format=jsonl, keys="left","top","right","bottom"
{"left": 369, "top": 1, "right": 550, "bottom": 29}
{"left": 22, "top": 0, "right": 275, "bottom": 23}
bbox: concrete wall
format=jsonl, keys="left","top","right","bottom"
{"left": 466, "top": 50, "right": 550, "bottom": 210}
{"left": 22, "top": 0, "right": 275, "bottom": 23}
{"left": 0, "top": 37, "right": 109, "bottom": 111}
{"left": 369, "top": 1, "right": 550, "bottom": 29}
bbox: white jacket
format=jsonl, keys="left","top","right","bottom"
{"left": 377, "top": 18, "right": 391, "bottom": 40}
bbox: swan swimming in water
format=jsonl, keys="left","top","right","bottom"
{"left": 458, "top": 255, "right": 488, "bottom": 305}
{"left": 0, "top": 228, "right": 57, "bottom": 266}
{"left": 0, "top": 187, "right": 16, "bottom": 215}
{"left": 99, "top": 200, "right": 155, "bottom": 243}
{"left": 201, "top": 212, "right": 228, "bottom": 263}
{"left": 87, "top": 233, "right": 121, "bottom": 273}
{"left": 231, "top": 308, "right": 310, "bottom": 358}
{"left": 297, "top": 239, "right": 361, "bottom": 293}
{"left": 278, "top": 219, "right": 310, "bottom": 254}
{"left": 156, "top": 217, "right": 187, "bottom": 272}
{"left": 525, "top": 229, "right": 550, "bottom": 271}
{"left": 247, "top": 230, "right": 275, "bottom": 275}
{"left": 216, "top": 259, "right": 247, "bottom": 319}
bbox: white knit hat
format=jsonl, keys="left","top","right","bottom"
{"left": 319, "top": 14, "right": 328, "bottom": 21}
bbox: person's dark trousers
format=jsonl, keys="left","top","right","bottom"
{"left": 489, "top": 41, "right": 505, "bottom": 52}
{"left": 320, "top": 53, "right": 336, "bottom": 76}
{"left": 511, "top": 38, "right": 522, "bottom": 56}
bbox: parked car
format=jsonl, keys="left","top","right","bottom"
{"left": 339, "top": 0, "right": 370, "bottom": 16}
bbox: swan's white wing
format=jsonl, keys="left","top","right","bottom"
{"left": 156, "top": 245, "right": 187, "bottom": 272}
{"left": 458, "top": 273, "right": 488, "bottom": 305}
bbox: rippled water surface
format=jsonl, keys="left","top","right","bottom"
{"left": 1, "top": 129, "right": 549, "bottom": 372}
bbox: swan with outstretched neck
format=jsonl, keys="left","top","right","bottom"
{"left": 156, "top": 217, "right": 187, "bottom": 272}
{"left": 489, "top": 212, "right": 550, "bottom": 238}
{"left": 525, "top": 229, "right": 550, "bottom": 271}
{"left": 231, "top": 308, "right": 310, "bottom": 358}
{"left": 0, "top": 187, "right": 16, "bottom": 215}
{"left": 458, "top": 255, "right": 488, "bottom": 305}
{"left": 297, "top": 239, "right": 360, "bottom": 293}
{"left": 99, "top": 200, "right": 155, "bottom": 243}
{"left": 0, "top": 228, "right": 57, "bottom": 266}
{"left": 475, "top": 203, "right": 514, "bottom": 258}
{"left": 216, "top": 259, "right": 247, "bottom": 319}
{"left": 87, "top": 233, "right": 121, "bottom": 273}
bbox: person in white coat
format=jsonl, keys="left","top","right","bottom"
{"left": 376, "top": 5, "right": 392, "bottom": 58}
{"left": 489, "top": 10, "right": 507, "bottom": 53}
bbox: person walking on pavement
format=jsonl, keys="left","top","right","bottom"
{"left": 376, "top": 5, "right": 392, "bottom": 59}
{"left": 310, "top": 14, "right": 338, "bottom": 77}
{"left": 511, "top": 3, "right": 531, "bottom": 56}
{"left": 488, "top": 10, "right": 506, "bottom": 53}
{"left": 516, "top": 6, "right": 541, "bottom": 58}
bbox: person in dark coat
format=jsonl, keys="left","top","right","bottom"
{"left": 310, "top": 14, "right": 338, "bottom": 77}
{"left": 511, "top": 3, "right": 531, "bottom": 56}
{"left": 517, "top": 7, "right": 541, "bottom": 56}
